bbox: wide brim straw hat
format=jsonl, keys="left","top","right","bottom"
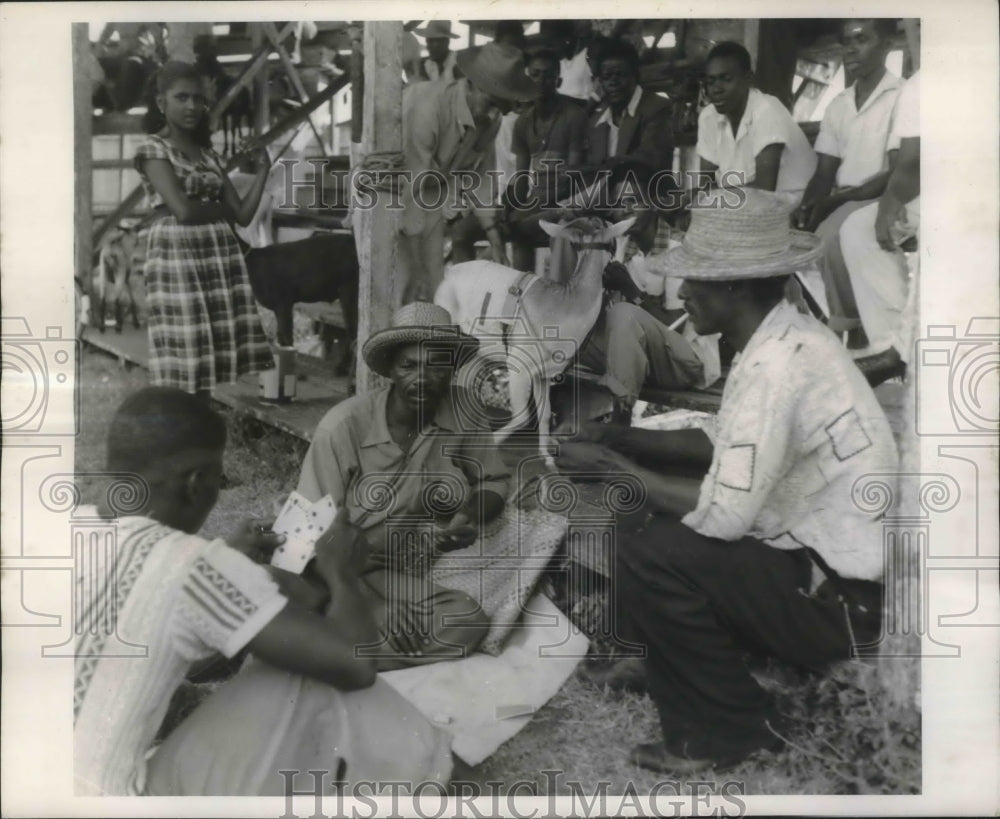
{"left": 362, "top": 301, "right": 480, "bottom": 378}
{"left": 455, "top": 42, "right": 542, "bottom": 102}
{"left": 415, "top": 21, "right": 460, "bottom": 39}
{"left": 651, "top": 188, "right": 822, "bottom": 280}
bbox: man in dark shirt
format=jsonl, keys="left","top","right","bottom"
{"left": 505, "top": 47, "right": 590, "bottom": 270}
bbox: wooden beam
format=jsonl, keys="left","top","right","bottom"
{"left": 354, "top": 21, "right": 403, "bottom": 393}
{"left": 92, "top": 77, "right": 349, "bottom": 245}
{"left": 73, "top": 23, "right": 93, "bottom": 289}
{"left": 262, "top": 22, "right": 327, "bottom": 151}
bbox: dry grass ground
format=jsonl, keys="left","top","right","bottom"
{"left": 75, "top": 348, "right": 920, "bottom": 796}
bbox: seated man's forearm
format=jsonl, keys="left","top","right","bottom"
{"left": 614, "top": 427, "right": 714, "bottom": 470}
{"left": 630, "top": 462, "right": 703, "bottom": 518}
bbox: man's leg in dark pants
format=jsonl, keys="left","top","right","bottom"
{"left": 615, "top": 517, "right": 880, "bottom": 766}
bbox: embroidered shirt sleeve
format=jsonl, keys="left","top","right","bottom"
{"left": 177, "top": 540, "right": 287, "bottom": 658}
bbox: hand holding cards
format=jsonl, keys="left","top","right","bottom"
{"left": 270, "top": 491, "right": 338, "bottom": 574}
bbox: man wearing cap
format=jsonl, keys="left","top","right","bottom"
{"left": 558, "top": 189, "right": 899, "bottom": 772}
{"left": 399, "top": 42, "right": 541, "bottom": 302}
{"left": 415, "top": 21, "right": 461, "bottom": 83}
{"left": 297, "top": 303, "right": 510, "bottom": 670}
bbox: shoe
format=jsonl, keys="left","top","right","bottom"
{"left": 854, "top": 347, "right": 906, "bottom": 387}
{"left": 629, "top": 742, "right": 721, "bottom": 775}
{"left": 579, "top": 657, "right": 647, "bottom": 694}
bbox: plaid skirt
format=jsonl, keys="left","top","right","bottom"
{"left": 142, "top": 216, "right": 274, "bottom": 392}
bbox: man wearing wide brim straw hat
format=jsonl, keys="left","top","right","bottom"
{"left": 414, "top": 21, "right": 461, "bottom": 83}
{"left": 558, "top": 188, "right": 899, "bottom": 773}
{"left": 399, "top": 42, "right": 540, "bottom": 302}
{"left": 296, "top": 302, "right": 509, "bottom": 669}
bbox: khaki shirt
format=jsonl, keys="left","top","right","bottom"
{"left": 297, "top": 385, "right": 510, "bottom": 562}
{"left": 401, "top": 79, "right": 501, "bottom": 236}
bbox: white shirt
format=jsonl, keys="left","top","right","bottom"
{"left": 560, "top": 49, "right": 595, "bottom": 101}
{"left": 888, "top": 70, "right": 919, "bottom": 150}
{"left": 697, "top": 88, "right": 818, "bottom": 204}
{"left": 814, "top": 70, "right": 902, "bottom": 188}
{"left": 594, "top": 85, "right": 643, "bottom": 156}
{"left": 682, "top": 301, "right": 899, "bottom": 580}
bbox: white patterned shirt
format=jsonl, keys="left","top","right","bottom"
{"left": 73, "top": 508, "right": 287, "bottom": 795}
{"left": 682, "top": 301, "right": 899, "bottom": 580}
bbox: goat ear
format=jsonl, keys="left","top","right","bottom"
{"left": 604, "top": 216, "right": 638, "bottom": 240}
{"left": 538, "top": 220, "right": 564, "bottom": 238}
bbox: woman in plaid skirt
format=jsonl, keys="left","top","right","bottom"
{"left": 135, "top": 61, "right": 274, "bottom": 398}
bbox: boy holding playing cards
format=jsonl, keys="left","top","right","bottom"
{"left": 74, "top": 387, "right": 452, "bottom": 795}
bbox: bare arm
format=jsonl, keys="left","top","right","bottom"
{"left": 142, "top": 158, "right": 233, "bottom": 225}
{"left": 556, "top": 441, "right": 703, "bottom": 518}
{"left": 244, "top": 513, "right": 378, "bottom": 690}
{"left": 220, "top": 149, "right": 272, "bottom": 227}
{"left": 875, "top": 136, "right": 919, "bottom": 251}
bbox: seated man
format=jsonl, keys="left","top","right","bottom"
{"left": 297, "top": 302, "right": 509, "bottom": 670}
{"left": 558, "top": 189, "right": 899, "bottom": 773}
{"left": 399, "top": 42, "right": 540, "bottom": 302}
{"left": 571, "top": 208, "right": 718, "bottom": 422}
{"left": 580, "top": 38, "right": 675, "bottom": 192}
{"left": 841, "top": 69, "right": 920, "bottom": 385}
{"left": 697, "top": 41, "right": 817, "bottom": 203}
{"left": 794, "top": 19, "right": 902, "bottom": 338}
{"left": 74, "top": 387, "right": 452, "bottom": 796}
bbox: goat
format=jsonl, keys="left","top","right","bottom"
{"left": 434, "top": 215, "right": 635, "bottom": 466}
{"left": 242, "top": 232, "right": 360, "bottom": 376}
{"left": 92, "top": 223, "right": 145, "bottom": 333}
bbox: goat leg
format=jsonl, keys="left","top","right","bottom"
{"left": 275, "top": 304, "right": 295, "bottom": 348}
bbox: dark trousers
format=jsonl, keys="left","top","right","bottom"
{"left": 615, "top": 517, "right": 882, "bottom": 763}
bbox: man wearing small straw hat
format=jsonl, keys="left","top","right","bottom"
{"left": 296, "top": 303, "right": 509, "bottom": 669}
{"left": 400, "top": 41, "right": 540, "bottom": 302}
{"left": 558, "top": 188, "right": 899, "bottom": 772}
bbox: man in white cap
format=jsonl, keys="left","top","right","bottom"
{"left": 297, "top": 302, "right": 510, "bottom": 669}
{"left": 415, "top": 20, "right": 461, "bottom": 83}
{"left": 399, "top": 42, "right": 541, "bottom": 301}
{"left": 558, "top": 188, "right": 899, "bottom": 772}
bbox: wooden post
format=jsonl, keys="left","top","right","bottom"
{"left": 354, "top": 21, "right": 403, "bottom": 393}
{"left": 72, "top": 24, "right": 93, "bottom": 292}
{"left": 743, "top": 19, "right": 760, "bottom": 72}
{"left": 252, "top": 24, "right": 269, "bottom": 136}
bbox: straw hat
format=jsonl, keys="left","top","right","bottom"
{"left": 362, "top": 302, "right": 479, "bottom": 378}
{"left": 652, "top": 188, "right": 822, "bottom": 280}
{"left": 455, "top": 42, "right": 541, "bottom": 102}
{"left": 415, "top": 21, "right": 460, "bottom": 40}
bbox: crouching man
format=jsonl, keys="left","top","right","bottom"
{"left": 297, "top": 302, "right": 510, "bottom": 670}
{"left": 73, "top": 387, "right": 452, "bottom": 796}
{"left": 558, "top": 189, "right": 899, "bottom": 772}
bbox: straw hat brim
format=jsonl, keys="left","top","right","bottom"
{"left": 455, "top": 48, "right": 541, "bottom": 102}
{"left": 651, "top": 229, "right": 823, "bottom": 280}
{"left": 362, "top": 326, "right": 480, "bottom": 378}
{"left": 415, "top": 26, "right": 460, "bottom": 39}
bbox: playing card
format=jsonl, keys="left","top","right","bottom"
{"left": 269, "top": 493, "right": 338, "bottom": 575}
{"left": 270, "top": 536, "right": 314, "bottom": 574}
{"left": 307, "top": 495, "right": 337, "bottom": 533}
